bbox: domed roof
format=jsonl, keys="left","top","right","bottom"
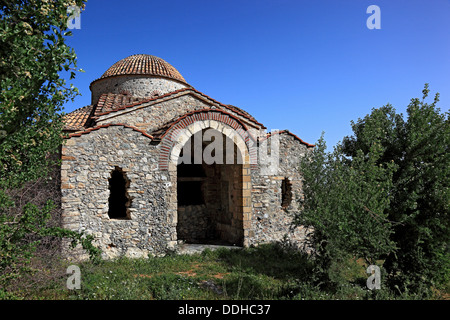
{"left": 99, "top": 54, "right": 187, "bottom": 84}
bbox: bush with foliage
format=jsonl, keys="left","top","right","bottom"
{"left": 295, "top": 132, "right": 397, "bottom": 288}
{"left": 342, "top": 84, "right": 449, "bottom": 295}
{"left": 0, "top": 0, "right": 99, "bottom": 298}
{"left": 297, "top": 85, "right": 449, "bottom": 296}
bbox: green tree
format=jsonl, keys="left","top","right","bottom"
{"left": 0, "top": 0, "right": 99, "bottom": 298}
{"left": 295, "top": 132, "right": 397, "bottom": 288}
{"left": 342, "top": 84, "right": 449, "bottom": 295}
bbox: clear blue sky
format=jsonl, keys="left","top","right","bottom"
{"left": 63, "top": 0, "right": 450, "bottom": 149}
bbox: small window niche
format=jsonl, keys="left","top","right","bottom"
{"left": 108, "top": 166, "right": 131, "bottom": 220}
{"left": 281, "top": 177, "right": 293, "bottom": 210}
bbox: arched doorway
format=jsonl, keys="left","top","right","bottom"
{"left": 176, "top": 128, "right": 244, "bottom": 246}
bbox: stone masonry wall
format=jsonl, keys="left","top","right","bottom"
{"left": 248, "top": 133, "right": 312, "bottom": 247}
{"left": 90, "top": 75, "right": 188, "bottom": 105}
{"left": 62, "top": 90, "right": 313, "bottom": 259}
{"left": 177, "top": 204, "right": 212, "bottom": 242}
{"left": 96, "top": 93, "right": 215, "bottom": 134}
{"left": 61, "top": 125, "right": 177, "bottom": 259}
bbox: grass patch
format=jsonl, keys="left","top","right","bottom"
{"left": 7, "top": 243, "right": 448, "bottom": 300}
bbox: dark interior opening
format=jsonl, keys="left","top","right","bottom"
{"left": 177, "top": 163, "right": 206, "bottom": 206}
{"left": 177, "top": 180, "right": 205, "bottom": 205}
{"left": 178, "top": 163, "right": 206, "bottom": 177}
{"left": 176, "top": 129, "right": 244, "bottom": 246}
{"left": 108, "top": 167, "right": 130, "bottom": 219}
{"left": 281, "top": 177, "right": 292, "bottom": 209}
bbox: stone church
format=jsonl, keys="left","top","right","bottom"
{"left": 62, "top": 54, "right": 314, "bottom": 259}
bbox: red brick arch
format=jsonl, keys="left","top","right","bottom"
{"left": 158, "top": 109, "right": 257, "bottom": 171}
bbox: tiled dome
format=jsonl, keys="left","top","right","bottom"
{"left": 100, "top": 54, "right": 187, "bottom": 84}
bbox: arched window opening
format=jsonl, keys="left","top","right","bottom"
{"left": 108, "top": 167, "right": 131, "bottom": 219}
{"left": 281, "top": 177, "right": 292, "bottom": 210}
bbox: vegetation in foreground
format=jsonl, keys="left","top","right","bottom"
{"left": 1, "top": 1, "right": 447, "bottom": 301}
{"left": 7, "top": 243, "right": 449, "bottom": 300}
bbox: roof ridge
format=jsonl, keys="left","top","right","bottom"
{"left": 260, "top": 129, "right": 315, "bottom": 148}
{"left": 66, "top": 123, "right": 154, "bottom": 140}
{"left": 93, "top": 88, "right": 265, "bottom": 128}
{"left": 65, "top": 104, "right": 93, "bottom": 114}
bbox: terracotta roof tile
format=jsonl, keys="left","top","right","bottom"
{"left": 261, "top": 130, "right": 315, "bottom": 148}
{"left": 63, "top": 105, "right": 94, "bottom": 131}
{"left": 226, "top": 104, "right": 258, "bottom": 123}
{"left": 92, "top": 54, "right": 187, "bottom": 85}
{"left": 63, "top": 89, "right": 265, "bottom": 133}
{"left": 95, "top": 92, "right": 144, "bottom": 116}
{"left": 66, "top": 123, "right": 153, "bottom": 139}
{"left": 94, "top": 88, "right": 265, "bottom": 129}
